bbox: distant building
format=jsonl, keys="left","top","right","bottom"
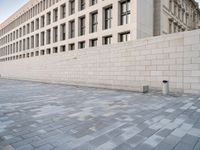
{"left": 154, "top": 0, "right": 200, "bottom": 36}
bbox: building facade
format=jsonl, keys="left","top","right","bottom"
{"left": 0, "top": 0, "right": 153, "bottom": 62}
{"left": 154, "top": 0, "right": 200, "bottom": 36}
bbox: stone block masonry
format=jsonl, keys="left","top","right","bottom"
{"left": 0, "top": 29, "right": 200, "bottom": 94}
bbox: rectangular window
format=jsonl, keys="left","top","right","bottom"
{"left": 31, "top": 21, "right": 34, "bottom": 32}
{"left": 60, "top": 3, "right": 66, "bottom": 19}
{"left": 23, "top": 39, "right": 26, "bottom": 50}
{"left": 69, "top": 43, "right": 75, "bottom": 51}
{"left": 79, "top": 16, "right": 85, "bottom": 36}
{"left": 69, "top": 0, "right": 75, "bottom": 15}
{"left": 91, "top": 12, "right": 98, "bottom": 33}
{"left": 36, "top": 18, "right": 39, "bottom": 30}
{"left": 27, "top": 23, "right": 30, "bottom": 34}
{"left": 90, "top": 0, "right": 97, "bottom": 6}
{"left": 47, "top": 12, "right": 51, "bottom": 25}
{"left": 27, "top": 37, "right": 30, "bottom": 49}
{"left": 36, "top": 34, "right": 39, "bottom": 47}
{"left": 78, "top": 41, "right": 85, "bottom": 49}
{"left": 79, "top": 0, "right": 85, "bottom": 11}
{"left": 31, "top": 36, "right": 34, "bottom": 48}
{"left": 35, "top": 51, "right": 39, "bottom": 56}
{"left": 46, "top": 48, "right": 51, "bottom": 54}
{"left": 41, "top": 15, "right": 45, "bottom": 27}
{"left": 53, "top": 8, "right": 58, "bottom": 22}
{"left": 53, "top": 26, "right": 58, "bottom": 43}
{"left": 41, "top": 32, "right": 45, "bottom": 46}
{"left": 103, "top": 35, "right": 112, "bottom": 45}
{"left": 104, "top": 6, "right": 112, "bottom": 29}
{"left": 60, "top": 23, "right": 66, "bottom": 41}
{"left": 90, "top": 38, "right": 97, "bottom": 47}
{"left": 119, "top": 32, "right": 130, "bottom": 42}
{"left": 60, "top": 45, "right": 66, "bottom": 52}
{"left": 46, "top": 29, "right": 51, "bottom": 44}
{"left": 23, "top": 26, "right": 26, "bottom": 36}
{"left": 120, "top": 0, "right": 130, "bottom": 25}
{"left": 169, "top": 20, "right": 172, "bottom": 34}
{"left": 69, "top": 20, "right": 75, "bottom": 38}
{"left": 40, "top": 50, "right": 45, "bottom": 55}
{"left": 53, "top": 47, "right": 58, "bottom": 53}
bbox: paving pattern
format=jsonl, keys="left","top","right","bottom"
{"left": 0, "top": 79, "right": 200, "bottom": 150}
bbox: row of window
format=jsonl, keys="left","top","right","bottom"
{"left": 169, "top": 0, "right": 199, "bottom": 25}
{"left": 0, "top": 0, "right": 101, "bottom": 37}
{"left": 0, "top": 31, "right": 130, "bottom": 61}
{"left": 0, "top": 0, "right": 131, "bottom": 47}
{"left": 0, "top": 32, "right": 130, "bottom": 57}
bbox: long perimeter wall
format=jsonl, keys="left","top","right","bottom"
{"left": 0, "top": 30, "right": 200, "bottom": 94}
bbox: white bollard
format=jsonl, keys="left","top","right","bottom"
{"left": 162, "top": 80, "right": 169, "bottom": 95}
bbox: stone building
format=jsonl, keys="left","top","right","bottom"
{"left": 154, "top": 0, "right": 200, "bottom": 36}
{"left": 0, "top": 0, "right": 199, "bottom": 62}
{"left": 0, "top": 0, "right": 153, "bottom": 62}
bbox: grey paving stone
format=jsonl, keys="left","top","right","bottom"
{"left": 156, "top": 129, "right": 172, "bottom": 137}
{"left": 154, "top": 141, "right": 174, "bottom": 150}
{"left": 0, "top": 79, "right": 199, "bottom": 150}
{"left": 113, "top": 143, "right": 133, "bottom": 150}
{"left": 15, "top": 144, "right": 33, "bottom": 150}
{"left": 173, "top": 142, "right": 195, "bottom": 150}
{"left": 193, "top": 140, "right": 200, "bottom": 150}
{"left": 139, "top": 128, "right": 157, "bottom": 138}
{"left": 181, "top": 134, "right": 199, "bottom": 146}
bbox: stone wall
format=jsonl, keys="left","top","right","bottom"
{"left": 0, "top": 30, "right": 200, "bottom": 94}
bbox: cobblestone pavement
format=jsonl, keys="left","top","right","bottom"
{"left": 0, "top": 79, "right": 200, "bottom": 150}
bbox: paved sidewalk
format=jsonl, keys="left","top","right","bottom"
{"left": 0, "top": 79, "right": 199, "bottom": 150}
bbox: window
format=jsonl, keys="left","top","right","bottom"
{"left": 60, "top": 3, "right": 66, "bottom": 19}
{"left": 169, "top": 0, "right": 172, "bottom": 11}
{"left": 23, "top": 39, "right": 26, "bottom": 50}
{"left": 90, "top": 0, "right": 97, "bottom": 6}
{"left": 60, "top": 23, "right": 66, "bottom": 41}
{"left": 79, "top": 0, "right": 85, "bottom": 11}
{"left": 103, "top": 35, "right": 112, "bottom": 45}
{"left": 46, "top": 29, "right": 51, "bottom": 44}
{"left": 41, "top": 32, "right": 45, "bottom": 46}
{"left": 47, "top": 12, "right": 51, "bottom": 25}
{"left": 60, "top": 45, "right": 66, "bottom": 52}
{"left": 91, "top": 12, "right": 98, "bottom": 33}
{"left": 69, "top": 43, "right": 75, "bottom": 50}
{"left": 53, "top": 8, "right": 58, "bottom": 22}
{"left": 27, "top": 37, "right": 30, "bottom": 49}
{"left": 36, "top": 34, "right": 39, "bottom": 47}
{"left": 120, "top": 0, "right": 130, "bottom": 25}
{"left": 31, "top": 36, "right": 34, "bottom": 48}
{"left": 79, "top": 16, "right": 85, "bottom": 36}
{"left": 69, "top": 0, "right": 75, "bottom": 15}
{"left": 40, "top": 50, "right": 45, "bottom": 55}
{"left": 41, "top": 15, "right": 45, "bottom": 27}
{"left": 31, "top": 21, "right": 34, "bottom": 32}
{"left": 35, "top": 51, "right": 39, "bottom": 56}
{"left": 23, "top": 26, "right": 26, "bottom": 35}
{"left": 27, "top": 24, "right": 30, "bottom": 34}
{"left": 36, "top": 18, "right": 39, "bottom": 30}
{"left": 46, "top": 48, "right": 51, "bottom": 54}
{"left": 104, "top": 6, "right": 112, "bottom": 29}
{"left": 90, "top": 38, "right": 97, "bottom": 47}
{"left": 169, "top": 20, "right": 172, "bottom": 33}
{"left": 53, "top": 47, "right": 58, "bottom": 53}
{"left": 53, "top": 26, "right": 58, "bottom": 43}
{"left": 31, "top": 52, "right": 34, "bottom": 57}
{"left": 69, "top": 20, "right": 75, "bottom": 38}
{"left": 78, "top": 41, "right": 85, "bottom": 49}
{"left": 119, "top": 32, "right": 130, "bottom": 42}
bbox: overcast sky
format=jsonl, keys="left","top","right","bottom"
{"left": 0, "top": 0, "right": 200, "bottom": 24}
